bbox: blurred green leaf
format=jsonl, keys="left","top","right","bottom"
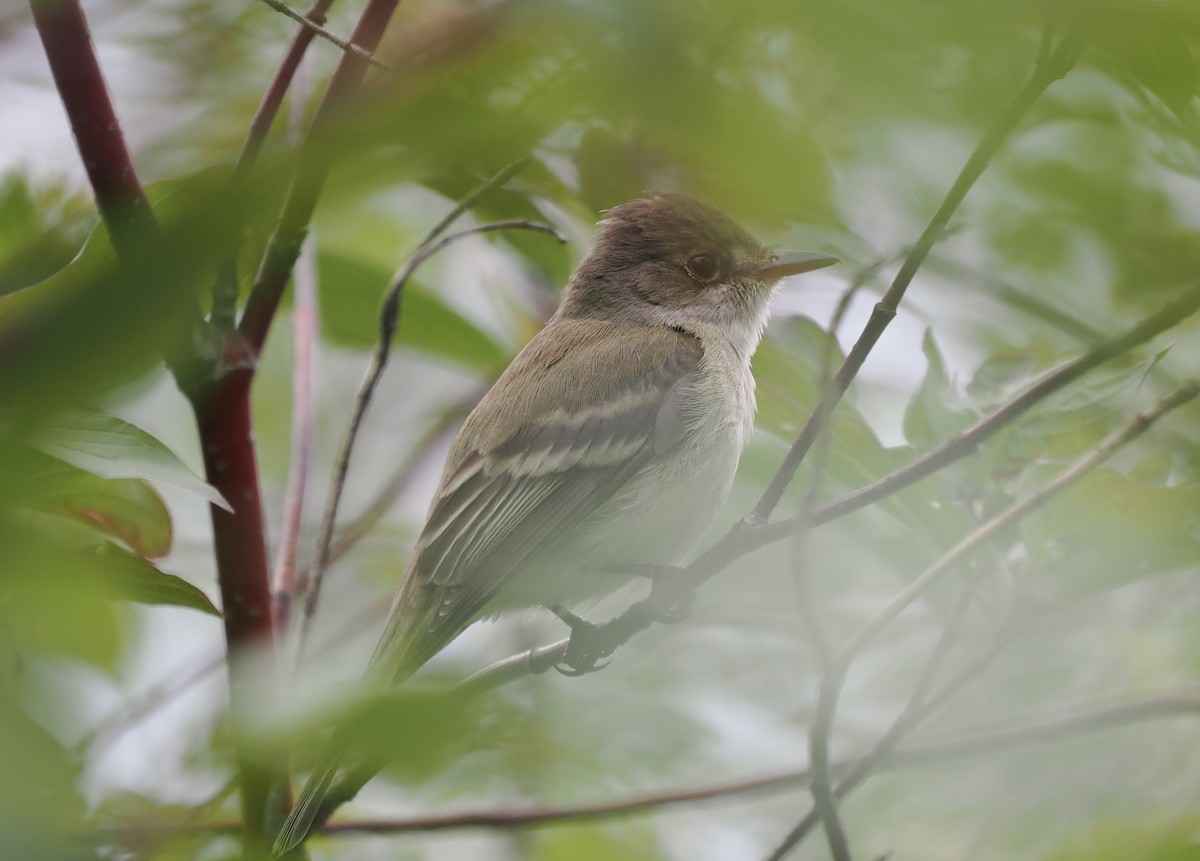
{"left": 90, "top": 542, "right": 221, "bottom": 616}
{"left": 0, "top": 173, "right": 94, "bottom": 295}
{"left": 0, "top": 701, "right": 89, "bottom": 861}
{"left": 34, "top": 411, "right": 228, "bottom": 512}
{"left": 1025, "top": 467, "right": 1200, "bottom": 595}
{"left": 0, "top": 531, "right": 125, "bottom": 671}
{"left": 1055, "top": 0, "right": 1200, "bottom": 125}
{"left": 317, "top": 252, "right": 510, "bottom": 372}
{"left": 1041, "top": 811, "right": 1200, "bottom": 861}
{"left": 904, "top": 330, "right": 978, "bottom": 450}
{"left": 530, "top": 822, "right": 662, "bottom": 861}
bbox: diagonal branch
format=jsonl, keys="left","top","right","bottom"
{"left": 765, "top": 279, "right": 1200, "bottom": 540}
{"left": 838, "top": 376, "right": 1200, "bottom": 665}
{"left": 239, "top": 0, "right": 405, "bottom": 356}
{"left": 751, "top": 33, "right": 1086, "bottom": 523}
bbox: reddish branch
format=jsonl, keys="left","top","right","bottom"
{"left": 239, "top": 0, "right": 404, "bottom": 354}
{"left": 192, "top": 372, "right": 279, "bottom": 841}
{"left": 28, "top": 0, "right": 156, "bottom": 251}
{"left": 236, "top": 0, "right": 337, "bottom": 175}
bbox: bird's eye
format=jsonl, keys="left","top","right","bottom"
{"left": 685, "top": 253, "right": 720, "bottom": 282}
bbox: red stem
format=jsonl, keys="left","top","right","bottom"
{"left": 239, "top": 0, "right": 403, "bottom": 354}
{"left": 193, "top": 368, "right": 279, "bottom": 841}
{"left": 28, "top": 0, "right": 156, "bottom": 249}
{"left": 236, "top": 0, "right": 337, "bottom": 176}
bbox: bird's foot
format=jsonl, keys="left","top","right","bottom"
{"left": 548, "top": 604, "right": 615, "bottom": 676}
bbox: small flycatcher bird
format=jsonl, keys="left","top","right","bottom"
{"left": 273, "top": 193, "right": 837, "bottom": 854}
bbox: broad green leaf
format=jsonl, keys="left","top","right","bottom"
{"left": 1041, "top": 811, "right": 1200, "bottom": 861}
{"left": 999, "top": 356, "right": 1155, "bottom": 464}
{"left": 1024, "top": 467, "right": 1200, "bottom": 596}
{"left": 530, "top": 822, "right": 661, "bottom": 861}
{"left": 316, "top": 252, "right": 510, "bottom": 373}
{"left": 754, "top": 320, "right": 901, "bottom": 488}
{"left": 272, "top": 684, "right": 481, "bottom": 784}
{"left": 903, "top": 329, "right": 977, "bottom": 450}
{"left": 1, "top": 529, "right": 125, "bottom": 671}
{"left": 34, "top": 411, "right": 229, "bottom": 512}
{"left": 90, "top": 542, "right": 221, "bottom": 616}
{"left": 0, "top": 701, "right": 89, "bottom": 860}
{"left": 25, "top": 460, "right": 172, "bottom": 559}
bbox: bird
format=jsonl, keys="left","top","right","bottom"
{"left": 272, "top": 192, "right": 837, "bottom": 855}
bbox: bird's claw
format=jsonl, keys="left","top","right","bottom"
{"left": 549, "top": 604, "right": 615, "bottom": 676}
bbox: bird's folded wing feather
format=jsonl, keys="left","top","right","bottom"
{"left": 371, "top": 319, "right": 704, "bottom": 673}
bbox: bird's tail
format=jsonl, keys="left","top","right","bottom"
{"left": 272, "top": 570, "right": 454, "bottom": 857}
{"left": 271, "top": 749, "right": 342, "bottom": 858}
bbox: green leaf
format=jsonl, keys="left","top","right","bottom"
{"left": 530, "top": 823, "right": 662, "bottom": 861}
{"left": 1024, "top": 468, "right": 1200, "bottom": 596}
{"left": 903, "top": 329, "right": 977, "bottom": 450}
{"left": 1041, "top": 811, "right": 1200, "bottom": 861}
{"left": 23, "top": 456, "right": 173, "bottom": 559}
{"left": 316, "top": 253, "right": 510, "bottom": 373}
{"left": 90, "top": 542, "right": 221, "bottom": 616}
{"left": 33, "top": 411, "right": 230, "bottom": 512}
{"left": 0, "top": 527, "right": 125, "bottom": 671}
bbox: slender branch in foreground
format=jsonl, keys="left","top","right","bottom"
{"left": 291, "top": 206, "right": 566, "bottom": 664}
{"left": 237, "top": 0, "right": 337, "bottom": 174}
{"left": 98, "top": 694, "right": 1199, "bottom": 842}
{"left": 751, "top": 33, "right": 1085, "bottom": 523}
{"left": 256, "top": 0, "right": 394, "bottom": 70}
{"left": 838, "top": 376, "right": 1200, "bottom": 665}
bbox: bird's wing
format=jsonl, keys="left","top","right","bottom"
{"left": 372, "top": 319, "right": 704, "bottom": 674}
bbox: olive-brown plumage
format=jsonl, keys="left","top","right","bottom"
{"left": 273, "top": 194, "right": 837, "bottom": 856}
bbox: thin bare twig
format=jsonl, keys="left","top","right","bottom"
{"left": 291, "top": 177, "right": 566, "bottom": 664}
{"left": 325, "top": 389, "right": 484, "bottom": 561}
{"left": 255, "top": 0, "right": 394, "bottom": 71}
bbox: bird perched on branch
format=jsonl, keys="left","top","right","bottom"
{"left": 273, "top": 193, "right": 837, "bottom": 855}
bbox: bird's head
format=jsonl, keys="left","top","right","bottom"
{"left": 557, "top": 193, "right": 837, "bottom": 355}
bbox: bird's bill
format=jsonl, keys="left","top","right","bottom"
{"left": 751, "top": 250, "right": 840, "bottom": 281}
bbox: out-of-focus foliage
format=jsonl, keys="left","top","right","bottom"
{"left": 2, "top": 0, "right": 1200, "bottom": 859}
